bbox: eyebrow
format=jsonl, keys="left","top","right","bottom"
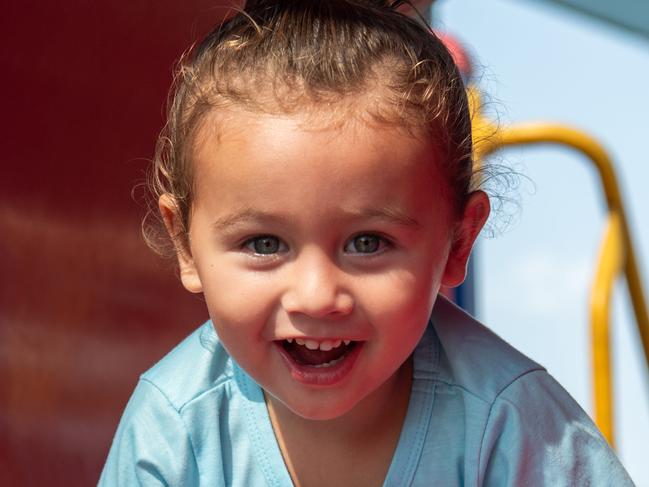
{"left": 210, "top": 206, "right": 420, "bottom": 231}
{"left": 343, "top": 207, "right": 421, "bottom": 228}
{"left": 211, "top": 209, "right": 283, "bottom": 231}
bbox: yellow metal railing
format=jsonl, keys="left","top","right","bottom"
{"left": 470, "top": 89, "right": 649, "bottom": 447}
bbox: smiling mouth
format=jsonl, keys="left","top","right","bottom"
{"left": 280, "top": 339, "right": 358, "bottom": 368}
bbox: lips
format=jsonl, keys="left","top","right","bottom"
{"left": 275, "top": 339, "right": 363, "bottom": 386}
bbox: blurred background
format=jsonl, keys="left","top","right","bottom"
{"left": 434, "top": 0, "right": 649, "bottom": 485}
{"left": 1, "top": 0, "right": 648, "bottom": 485}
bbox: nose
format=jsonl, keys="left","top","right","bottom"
{"left": 280, "top": 249, "right": 354, "bottom": 319}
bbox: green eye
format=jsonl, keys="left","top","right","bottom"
{"left": 346, "top": 234, "right": 384, "bottom": 254}
{"left": 245, "top": 236, "right": 283, "bottom": 254}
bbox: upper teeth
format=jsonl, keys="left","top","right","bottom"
{"left": 287, "top": 338, "right": 351, "bottom": 351}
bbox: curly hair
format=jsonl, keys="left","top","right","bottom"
{"left": 144, "top": 0, "right": 474, "bottom": 255}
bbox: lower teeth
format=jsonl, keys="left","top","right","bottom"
{"left": 311, "top": 355, "right": 346, "bottom": 368}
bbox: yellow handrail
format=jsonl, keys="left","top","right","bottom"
{"left": 470, "top": 89, "right": 649, "bottom": 447}
{"left": 591, "top": 212, "right": 624, "bottom": 446}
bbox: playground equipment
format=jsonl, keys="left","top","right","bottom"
{"left": 469, "top": 87, "right": 649, "bottom": 448}
{"left": 440, "top": 26, "right": 649, "bottom": 448}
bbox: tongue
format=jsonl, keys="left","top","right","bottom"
{"left": 284, "top": 341, "right": 352, "bottom": 366}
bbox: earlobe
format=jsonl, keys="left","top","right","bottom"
{"left": 441, "top": 191, "right": 490, "bottom": 288}
{"left": 158, "top": 194, "right": 203, "bottom": 294}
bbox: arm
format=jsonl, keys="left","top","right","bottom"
{"left": 99, "top": 380, "right": 200, "bottom": 487}
{"left": 479, "top": 370, "right": 634, "bottom": 486}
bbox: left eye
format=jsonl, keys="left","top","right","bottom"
{"left": 244, "top": 235, "right": 286, "bottom": 255}
{"left": 345, "top": 234, "right": 387, "bottom": 254}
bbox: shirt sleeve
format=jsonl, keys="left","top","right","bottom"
{"left": 99, "top": 379, "right": 200, "bottom": 487}
{"left": 479, "top": 370, "right": 634, "bottom": 487}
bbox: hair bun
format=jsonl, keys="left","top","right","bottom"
{"left": 245, "top": 0, "right": 402, "bottom": 10}
{"left": 363, "top": 0, "right": 398, "bottom": 6}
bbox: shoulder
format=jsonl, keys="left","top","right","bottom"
{"left": 100, "top": 322, "right": 236, "bottom": 486}
{"left": 99, "top": 378, "right": 201, "bottom": 486}
{"left": 430, "top": 296, "right": 544, "bottom": 403}
{"left": 427, "top": 298, "right": 632, "bottom": 485}
{"left": 478, "top": 369, "right": 633, "bottom": 485}
{"left": 141, "top": 321, "right": 235, "bottom": 412}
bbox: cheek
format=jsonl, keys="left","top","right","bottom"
{"left": 202, "top": 284, "right": 276, "bottom": 378}
{"left": 359, "top": 266, "right": 439, "bottom": 328}
{"left": 200, "top": 265, "right": 281, "bottom": 337}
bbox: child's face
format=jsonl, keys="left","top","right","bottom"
{"left": 162, "top": 108, "right": 487, "bottom": 420}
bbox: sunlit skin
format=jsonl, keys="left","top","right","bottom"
{"left": 160, "top": 106, "right": 489, "bottom": 484}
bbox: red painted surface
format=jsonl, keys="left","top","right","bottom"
{"left": 436, "top": 31, "right": 473, "bottom": 80}
{"left": 0, "top": 2, "right": 238, "bottom": 484}
{"left": 0, "top": 3, "right": 460, "bottom": 484}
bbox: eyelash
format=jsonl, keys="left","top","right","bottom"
{"left": 240, "top": 233, "right": 392, "bottom": 257}
{"left": 242, "top": 235, "right": 288, "bottom": 256}
{"left": 344, "top": 233, "right": 391, "bottom": 255}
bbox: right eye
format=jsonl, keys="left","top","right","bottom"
{"left": 243, "top": 235, "right": 287, "bottom": 255}
{"left": 344, "top": 233, "right": 390, "bottom": 255}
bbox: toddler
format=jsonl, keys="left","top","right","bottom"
{"left": 100, "top": 1, "right": 633, "bottom": 485}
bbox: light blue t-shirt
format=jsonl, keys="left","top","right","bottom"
{"left": 99, "top": 297, "right": 633, "bottom": 486}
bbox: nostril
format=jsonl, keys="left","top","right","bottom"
{"left": 280, "top": 289, "right": 354, "bottom": 318}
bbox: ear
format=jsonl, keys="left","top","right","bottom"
{"left": 158, "top": 194, "right": 203, "bottom": 294}
{"left": 441, "top": 190, "right": 490, "bottom": 288}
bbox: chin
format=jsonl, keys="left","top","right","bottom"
{"left": 283, "top": 396, "right": 358, "bottom": 421}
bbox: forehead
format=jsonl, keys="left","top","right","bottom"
{"left": 193, "top": 104, "right": 435, "bottom": 169}
{"left": 190, "top": 107, "right": 450, "bottom": 222}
